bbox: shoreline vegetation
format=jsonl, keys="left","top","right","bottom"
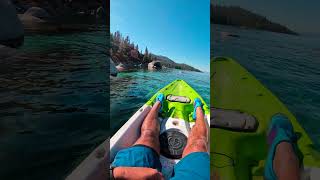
{"left": 110, "top": 31, "right": 201, "bottom": 75}
{"left": 211, "top": 5, "right": 299, "bottom": 35}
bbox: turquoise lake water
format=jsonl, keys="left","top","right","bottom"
{"left": 212, "top": 24, "right": 320, "bottom": 148}
{"left": 110, "top": 69, "right": 210, "bottom": 134}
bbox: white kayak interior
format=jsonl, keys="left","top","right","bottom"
{"left": 110, "top": 104, "right": 210, "bottom": 179}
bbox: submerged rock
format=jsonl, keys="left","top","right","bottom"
{"left": 0, "top": 0, "right": 24, "bottom": 48}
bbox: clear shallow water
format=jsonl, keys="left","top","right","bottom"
{"left": 110, "top": 69, "right": 210, "bottom": 134}
{"left": 0, "top": 28, "right": 107, "bottom": 179}
{"left": 212, "top": 24, "right": 320, "bottom": 148}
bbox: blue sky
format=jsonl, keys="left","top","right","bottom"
{"left": 111, "top": 0, "right": 210, "bottom": 72}
{"left": 215, "top": 0, "right": 320, "bottom": 34}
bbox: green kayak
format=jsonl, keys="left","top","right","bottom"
{"left": 111, "top": 79, "right": 210, "bottom": 179}
{"left": 67, "top": 79, "right": 210, "bottom": 180}
{"left": 210, "top": 57, "right": 320, "bottom": 180}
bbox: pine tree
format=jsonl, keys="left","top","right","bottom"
{"left": 143, "top": 54, "right": 148, "bottom": 63}
{"left": 124, "top": 36, "right": 130, "bottom": 46}
{"left": 143, "top": 47, "right": 149, "bottom": 63}
{"left": 144, "top": 47, "right": 149, "bottom": 56}
{"left": 113, "top": 31, "right": 121, "bottom": 45}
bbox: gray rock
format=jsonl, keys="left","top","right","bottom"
{"left": 110, "top": 58, "right": 117, "bottom": 76}
{"left": 0, "top": 0, "right": 24, "bottom": 48}
{"left": 19, "top": 7, "right": 50, "bottom": 25}
{"left": 24, "top": 7, "right": 50, "bottom": 19}
{"left": 116, "top": 63, "right": 127, "bottom": 72}
{"left": 148, "top": 61, "right": 162, "bottom": 70}
{"left": 19, "top": 13, "right": 46, "bottom": 24}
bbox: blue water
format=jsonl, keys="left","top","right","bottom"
{"left": 110, "top": 69, "right": 210, "bottom": 133}
{"left": 212, "top": 24, "right": 320, "bottom": 148}
{"left": 0, "top": 28, "right": 108, "bottom": 179}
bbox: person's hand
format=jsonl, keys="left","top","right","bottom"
{"left": 113, "top": 167, "right": 164, "bottom": 180}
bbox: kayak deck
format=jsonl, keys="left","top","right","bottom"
{"left": 146, "top": 79, "right": 210, "bottom": 121}
{"left": 210, "top": 57, "right": 320, "bottom": 180}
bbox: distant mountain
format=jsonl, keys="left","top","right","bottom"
{"left": 211, "top": 5, "right": 298, "bottom": 35}
{"left": 151, "top": 54, "right": 201, "bottom": 72}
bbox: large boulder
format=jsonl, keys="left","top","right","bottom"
{"left": 110, "top": 58, "right": 117, "bottom": 76}
{"left": 116, "top": 63, "right": 127, "bottom": 72}
{"left": 24, "top": 7, "right": 50, "bottom": 19}
{"left": 0, "top": 0, "right": 24, "bottom": 48}
{"left": 18, "top": 14, "right": 46, "bottom": 25}
{"left": 148, "top": 61, "right": 162, "bottom": 70}
{"left": 19, "top": 7, "right": 50, "bottom": 25}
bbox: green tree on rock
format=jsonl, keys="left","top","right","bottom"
{"left": 144, "top": 47, "right": 149, "bottom": 56}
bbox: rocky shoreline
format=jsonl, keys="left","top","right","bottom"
{"left": 109, "top": 56, "right": 202, "bottom": 77}
{"left": 109, "top": 31, "right": 201, "bottom": 76}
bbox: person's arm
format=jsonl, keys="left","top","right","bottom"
{"left": 113, "top": 167, "right": 164, "bottom": 180}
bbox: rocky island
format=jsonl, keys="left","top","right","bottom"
{"left": 211, "top": 5, "right": 298, "bottom": 35}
